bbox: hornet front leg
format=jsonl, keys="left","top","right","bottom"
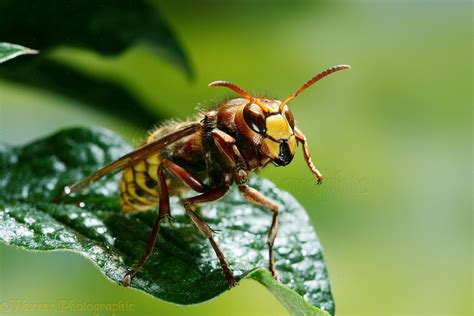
{"left": 294, "top": 127, "right": 323, "bottom": 184}
{"left": 211, "top": 128, "right": 248, "bottom": 185}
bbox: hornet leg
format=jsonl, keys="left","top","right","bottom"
{"left": 238, "top": 185, "right": 279, "bottom": 279}
{"left": 121, "top": 159, "right": 206, "bottom": 286}
{"left": 294, "top": 127, "right": 323, "bottom": 184}
{"left": 183, "top": 185, "right": 237, "bottom": 287}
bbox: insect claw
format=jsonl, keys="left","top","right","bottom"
{"left": 234, "top": 168, "right": 248, "bottom": 185}
{"left": 165, "top": 214, "right": 175, "bottom": 225}
{"left": 317, "top": 176, "right": 324, "bottom": 185}
{"left": 271, "top": 270, "right": 280, "bottom": 281}
{"left": 121, "top": 272, "right": 132, "bottom": 287}
{"left": 227, "top": 277, "right": 238, "bottom": 288}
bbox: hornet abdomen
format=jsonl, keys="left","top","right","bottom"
{"left": 119, "top": 121, "right": 207, "bottom": 212}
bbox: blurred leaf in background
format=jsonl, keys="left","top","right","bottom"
{"left": 0, "top": 42, "right": 38, "bottom": 64}
{"left": 0, "top": 0, "right": 192, "bottom": 127}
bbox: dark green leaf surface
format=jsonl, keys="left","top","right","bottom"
{"left": 0, "top": 42, "right": 37, "bottom": 64}
{"left": 0, "top": 128, "right": 334, "bottom": 316}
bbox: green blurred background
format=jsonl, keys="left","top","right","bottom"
{"left": 0, "top": 0, "right": 471, "bottom": 315}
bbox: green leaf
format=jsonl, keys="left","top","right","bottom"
{"left": 0, "top": 1, "right": 191, "bottom": 75}
{"left": 0, "top": 58, "right": 164, "bottom": 127}
{"left": 0, "top": 128, "right": 334, "bottom": 316}
{"left": 0, "top": 1, "right": 191, "bottom": 126}
{"left": 0, "top": 42, "right": 37, "bottom": 64}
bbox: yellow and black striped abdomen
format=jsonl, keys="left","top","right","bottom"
{"left": 119, "top": 154, "right": 161, "bottom": 213}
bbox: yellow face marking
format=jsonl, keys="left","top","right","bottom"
{"left": 260, "top": 134, "right": 297, "bottom": 162}
{"left": 256, "top": 99, "right": 281, "bottom": 114}
{"left": 261, "top": 101, "right": 279, "bottom": 113}
{"left": 261, "top": 138, "right": 280, "bottom": 159}
{"left": 265, "top": 115, "right": 292, "bottom": 140}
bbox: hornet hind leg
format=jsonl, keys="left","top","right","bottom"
{"left": 121, "top": 159, "right": 206, "bottom": 286}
